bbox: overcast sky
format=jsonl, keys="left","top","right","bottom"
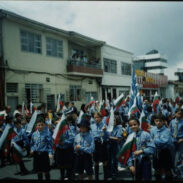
{"left": 0, "top": 1, "right": 183, "bottom": 80}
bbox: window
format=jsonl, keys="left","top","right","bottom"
{"left": 121, "top": 62, "right": 131, "bottom": 75}
{"left": 69, "top": 86, "right": 81, "bottom": 101}
{"left": 6, "top": 83, "right": 18, "bottom": 93}
{"left": 85, "top": 92, "right": 98, "bottom": 103}
{"left": 46, "top": 37, "right": 63, "bottom": 58}
{"left": 103, "top": 58, "right": 117, "bottom": 73}
{"left": 20, "top": 30, "right": 41, "bottom": 54}
{"left": 25, "top": 84, "right": 43, "bottom": 103}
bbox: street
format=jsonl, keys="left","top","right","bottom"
{"left": 1, "top": 156, "right": 183, "bottom": 181}
{"left": 0, "top": 156, "right": 133, "bottom": 181}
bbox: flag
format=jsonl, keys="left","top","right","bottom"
{"left": 30, "top": 101, "right": 33, "bottom": 114}
{"left": 128, "top": 96, "right": 139, "bottom": 117}
{"left": 153, "top": 92, "right": 160, "bottom": 113}
{"left": 140, "top": 110, "right": 149, "bottom": 132}
{"left": 26, "top": 110, "right": 40, "bottom": 134}
{"left": 175, "top": 96, "right": 180, "bottom": 104}
{"left": 117, "top": 132, "right": 136, "bottom": 165}
{"left": 52, "top": 114, "right": 69, "bottom": 147}
{"left": 136, "top": 92, "right": 143, "bottom": 112}
{"left": 129, "top": 67, "right": 138, "bottom": 109}
{"left": 85, "top": 100, "right": 96, "bottom": 111}
{"left": 113, "top": 93, "right": 125, "bottom": 111}
{"left": 107, "top": 107, "right": 114, "bottom": 132}
{"left": 0, "top": 124, "right": 17, "bottom": 156}
{"left": 56, "top": 94, "right": 61, "bottom": 113}
{"left": 0, "top": 111, "right": 5, "bottom": 121}
{"left": 11, "top": 141, "right": 27, "bottom": 163}
{"left": 77, "top": 110, "right": 88, "bottom": 124}
{"left": 99, "top": 100, "right": 106, "bottom": 117}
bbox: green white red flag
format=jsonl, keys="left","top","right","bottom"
{"left": 11, "top": 141, "right": 27, "bottom": 163}
{"left": 77, "top": 110, "right": 87, "bottom": 124}
{"left": 52, "top": 114, "right": 69, "bottom": 147}
{"left": 128, "top": 96, "right": 139, "bottom": 117}
{"left": 26, "top": 110, "right": 40, "bottom": 134}
{"left": 140, "top": 110, "right": 149, "bottom": 132}
{"left": 117, "top": 132, "right": 136, "bottom": 165}
{"left": 153, "top": 92, "right": 160, "bottom": 113}
{"left": 107, "top": 107, "right": 114, "bottom": 132}
{"left": 99, "top": 100, "right": 106, "bottom": 117}
{"left": 0, "top": 124, "right": 17, "bottom": 156}
{"left": 0, "top": 111, "right": 5, "bottom": 121}
{"left": 113, "top": 93, "right": 125, "bottom": 111}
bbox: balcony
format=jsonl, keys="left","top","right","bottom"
{"left": 67, "top": 59, "right": 103, "bottom": 77}
{"left": 145, "top": 61, "right": 167, "bottom": 69}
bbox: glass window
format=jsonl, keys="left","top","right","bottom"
{"left": 85, "top": 92, "right": 98, "bottom": 103}
{"left": 121, "top": 62, "right": 131, "bottom": 75}
{"left": 69, "top": 85, "right": 81, "bottom": 101}
{"left": 20, "top": 30, "right": 41, "bottom": 54}
{"left": 25, "top": 84, "right": 43, "bottom": 103}
{"left": 46, "top": 37, "right": 63, "bottom": 58}
{"left": 6, "top": 83, "right": 18, "bottom": 93}
{"left": 103, "top": 58, "right": 117, "bottom": 73}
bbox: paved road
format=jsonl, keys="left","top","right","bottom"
{"left": 0, "top": 156, "right": 133, "bottom": 180}
{"left": 0, "top": 156, "right": 183, "bottom": 181}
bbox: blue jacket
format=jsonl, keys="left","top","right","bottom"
{"left": 127, "top": 130, "right": 155, "bottom": 167}
{"left": 12, "top": 127, "right": 29, "bottom": 147}
{"left": 74, "top": 131, "right": 94, "bottom": 154}
{"left": 57, "top": 124, "right": 76, "bottom": 149}
{"left": 150, "top": 125, "right": 173, "bottom": 150}
{"left": 169, "top": 118, "right": 183, "bottom": 142}
{"left": 111, "top": 125, "right": 122, "bottom": 139}
{"left": 90, "top": 119, "right": 110, "bottom": 142}
{"left": 30, "top": 129, "right": 53, "bottom": 155}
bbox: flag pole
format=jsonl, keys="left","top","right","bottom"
{"left": 134, "top": 156, "right": 136, "bottom": 181}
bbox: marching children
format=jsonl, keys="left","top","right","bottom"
{"left": 74, "top": 119, "right": 94, "bottom": 180}
{"left": 30, "top": 117, "right": 53, "bottom": 180}
{"left": 90, "top": 112, "right": 110, "bottom": 180}
{"left": 150, "top": 114, "right": 173, "bottom": 180}
{"left": 127, "top": 117, "right": 155, "bottom": 180}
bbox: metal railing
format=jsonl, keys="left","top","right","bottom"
{"left": 67, "top": 59, "right": 101, "bottom": 69}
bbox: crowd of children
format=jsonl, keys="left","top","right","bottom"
{"left": 0, "top": 97, "right": 183, "bottom": 180}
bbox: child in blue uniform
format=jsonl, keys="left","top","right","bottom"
{"left": 12, "top": 119, "right": 29, "bottom": 175}
{"left": 151, "top": 114, "right": 173, "bottom": 180}
{"left": 108, "top": 115, "right": 123, "bottom": 179}
{"left": 74, "top": 119, "right": 94, "bottom": 180}
{"left": 91, "top": 112, "right": 110, "bottom": 180}
{"left": 169, "top": 109, "right": 183, "bottom": 177}
{"left": 30, "top": 117, "right": 53, "bottom": 180}
{"left": 56, "top": 114, "right": 76, "bottom": 180}
{"left": 127, "top": 117, "right": 155, "bottom": 180}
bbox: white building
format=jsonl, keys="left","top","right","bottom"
{"left": 101, "top": 44, "right": 133, "bottom": 101}
{"left": 133, "top": 50, "right": 168, "bottom": 75}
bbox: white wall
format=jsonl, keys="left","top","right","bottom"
{"left": 101, "top": 44, "right": 133, "bottom": 87}
{"left": 166, "top": 83, "right": 175, "bottom": 99}
{"left": 3, "top": 19, "right": 68, "bottom": 74}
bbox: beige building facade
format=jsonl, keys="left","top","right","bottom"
{"left": 0, "top": 9, "right": 134, "bottom": 112}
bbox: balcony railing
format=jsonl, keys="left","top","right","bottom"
{"left": 67, "top": 59, "right": 103, "bottom": 76}
{"left": 67, "top": 59, "right": 101, "bottom": 69}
